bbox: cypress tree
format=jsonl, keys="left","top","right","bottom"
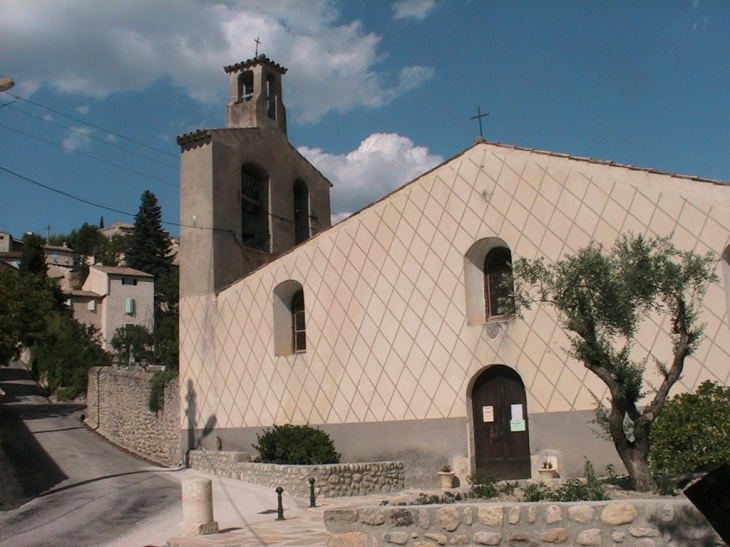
{"left": 126, "top": 190, "right": 173, "bottom": 280}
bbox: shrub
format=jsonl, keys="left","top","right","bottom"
{"left": 551, "top": 460, "right": 607, "bottom": 501}
{"left": 56, "top": 386, "right": 78, "bottom": 402}
{"left": 467, "top": 470, "right": 499, "bottom": 499}
{"left": 650, "top": 380, "right": 730, "bottom": 474}
{"left": 522, "top": 482, "right": 550, "bottom": 502}
{"left": 253, "top": 424, "right": 340, "bottom": 465}
{"left": 148, "top": 370, "right": 178, "bottom": 413}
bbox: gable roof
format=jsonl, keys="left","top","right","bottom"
{"left": 217, "top": 138, "right": 729, "bottom": 293}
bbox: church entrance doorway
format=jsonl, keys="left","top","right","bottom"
{"left": 471, "top": 365, "right": 531, "bottom": 479}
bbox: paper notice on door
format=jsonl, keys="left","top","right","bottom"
{"left": 511, "top": 404, "right": 523, "bottom": 421}
{"left": 482, "top": 406, "right": 494, "bottom": 422}
{"left": 510, "top": 419, "right": 526, "bottom": 432}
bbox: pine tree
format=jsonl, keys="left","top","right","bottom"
{"left": 19, "top": 233, "right": 47, "bottom": 275}
{"left": 126, "top": 190, "right": 173, "bottom": 280}
{"left": 126, "top": 190, "right": 179, "bottom": 369}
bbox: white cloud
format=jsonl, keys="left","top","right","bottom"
{"left": 0, "top": 0, "right": 434, "bottom": 122}
{"left": 75, "top": 105, "right": 89, "bottom": 114}
{"left": 392, "top": 0, "right": 437, "bottom": 21}
{"left": 299, "top": 132, "right": 443, "bottom": 220}
{"left": 62, "top": 126, "right": 92, "bottom": 153}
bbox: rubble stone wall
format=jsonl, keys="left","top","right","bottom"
{"left": 86, "top": 367, "right": 180, "bottom": 466}
{"left": 324, "top": 500, "right": 720, "bottom": 547}
{"left": 188, "top": 450, "right": 404, "bottom": 498}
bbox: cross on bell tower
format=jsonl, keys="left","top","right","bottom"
{"left": 224, "top": 54, "right": 288, "bottom": 135}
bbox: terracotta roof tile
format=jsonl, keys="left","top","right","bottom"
{"left": 91, "top": 265, "right": 153, "bottom": 278}
{"left": 224, "top": 54, "right": 287, "bottom": 75}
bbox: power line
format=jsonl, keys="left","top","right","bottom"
{"left": 0, "top": 165, "right": 135, "bottom": 218}
{"left": 2, "top": 91, "right": 179, "bottom": 159}
{"left": 0, "top": 122, "right": 178, "bottom": 188}
{"left": 0, "top": 165, "right": 226, "bottom": 234}
{"left": 6, "top": 103, "right": 180, "bottom": 170}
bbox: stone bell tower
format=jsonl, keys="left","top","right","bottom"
{"left": 224, "top": 55, "right": 287, "bottom": 135}
{"left": 178, "top": 55, "right": 331, "bottom": 297}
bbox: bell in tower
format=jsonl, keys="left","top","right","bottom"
{"left": 224, "top": 54, "right": 287, "bottom": 135}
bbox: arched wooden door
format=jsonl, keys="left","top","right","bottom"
{"left": 471, "top": 365, "right": 531, "bottom": 479}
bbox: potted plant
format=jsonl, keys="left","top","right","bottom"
{"left": 437, "top": 465, "right": 456, "bottom": 489}
{"left": 537, "top": 459, "right": 559, "bottom": 483}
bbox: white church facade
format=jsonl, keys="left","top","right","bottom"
{"left": 178, "top": 56, "right": 730, "bottom": 487}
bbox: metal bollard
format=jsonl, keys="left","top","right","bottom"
{"left": 276, "top": 486, "right": 285, "bottom": 520}
{"left": 309, "top": 477, "right": 316, "bottom": 508}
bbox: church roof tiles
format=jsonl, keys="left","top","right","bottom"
{"left": 224, "top": 54, "right": 287, "bottom": 75}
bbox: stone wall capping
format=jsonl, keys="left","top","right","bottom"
{"left": 324, "top": 500, "right": 720, "bottom": 547}
{"left": 188, "top": 450, "right": 404, "bottom": 498}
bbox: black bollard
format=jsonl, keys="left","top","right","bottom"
{"left": 276, "top": 486, "right": 285, "bottom": 520}
{"left": 309, "top": 477, "right": 316, "bottom": 508}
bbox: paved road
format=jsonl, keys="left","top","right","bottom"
{"left": 0, "top": 362, "right": 181, "bottom": 547}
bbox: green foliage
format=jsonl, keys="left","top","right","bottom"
{"left": 148, "top": 370, "right": 178, "bottom": 413}
{"left": 126, "top": 190, "right": 173, "bottom": 281}
{"left": 56, "top": 386, "right": 78, "bottom": 402}
{"left": 30, "top": 312, "right": 111, "bottom": 394}
{"left": 551, "top": 460, "right": 607, "bottom": 502}
{"left": 19, "top": 233, "right": 47, "bottom": 275}
{"left": 0, "top": 268, "right": 64, "bottom": 365}
{"left": 650, "top": 380, "right": 730, "bottom": 474}
{"left": 253, "top": 424, "right": 341, "bottom": 465}
{"left": 512, "top": 234, "right": 719, "bottom": 492}
{"left": 96, "top": 233, "right": 130, "bottom": 267}
{"left": 111, "top": 324, "right": 154, "bottom": 364}
{"left": 522, "top": 482, "right": 551, "bottom": 502}
{"left": 125, "top": 191, "right": 179, "bottom": 369}
{"left": 415, "top": 492, "right": 460, "bottom": 505}
{"left": 467, "top": 470, "right": 499, "bottom": 498}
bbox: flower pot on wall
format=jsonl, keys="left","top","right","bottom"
{"left": 437, "top": 471, "right": 456, "bottom": 490}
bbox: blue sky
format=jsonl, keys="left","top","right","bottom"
{"left": 0, "top": 0, "right": 727, "bottom": 238}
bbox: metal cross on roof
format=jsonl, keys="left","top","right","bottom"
{"left": 470, "top": 106, "right": 489, "bottom": 138}
{"left": 255, "top": 37, "right": 261, "bottom": 57}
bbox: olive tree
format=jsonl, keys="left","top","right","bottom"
{"left": 511, "top": 234, "right": 718, "bottom": 492}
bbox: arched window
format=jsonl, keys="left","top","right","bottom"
{"left": 241, "top": 164, "right": 270, "bottom": 252}
{"left": 273, "top": 280, "right": 306, "bottom": 355}
{"left": 291, "top": 290, "right": 306, "bottom": 353}
{"left": 464, "top": 238, "right": 515, "bottom": 324}
{"left": 484, "top": 247, "right": 514, "bottom": 319}
{"left": 293, "top": 179, "right": 310, "bottom": 245}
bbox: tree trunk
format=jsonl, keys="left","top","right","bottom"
{"left": 611, "top": 417, "right": 657, "bottom": 492}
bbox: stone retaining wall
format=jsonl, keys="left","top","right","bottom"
{"left": 325, "top": 500, "right": 722, "bottom": 547}
{"left": 86, "top": 367, "right": 180, "bottom": 466}
{"left": 188, "top": 450, "right": 404, "bottom": 498}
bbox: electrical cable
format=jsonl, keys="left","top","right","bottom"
{"left": 5, "top": 103, "right": 180, "bottom": 170}
{"left": 0, "top": 165, "right": 232, "bottom": 235}
{"left": 2, "top": 90, "right": 178, "bottom": 159}
{"left": 0, "top": 122, "right": 178, "bottom": 188}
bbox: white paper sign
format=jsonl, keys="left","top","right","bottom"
{"left": 511, "top": 404, "right": 523, "bottom": 421}
{"left": 510, "top": 419, "right": 526, "bottom": 432}
{"left": 482, "top": 406, "right": 494, "bottom": 422}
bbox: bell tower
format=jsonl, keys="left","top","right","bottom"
{"left": 179, "top": 55, "right": 332, "bottom": 297}
{"left": 224, "top": 54, "right": 287, "bottom": 135}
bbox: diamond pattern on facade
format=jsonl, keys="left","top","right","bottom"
{"left": 180, "top": 143, "right": 730, "bottom": 434}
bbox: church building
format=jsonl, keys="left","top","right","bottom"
{"left": 178, "top": 55, "right": 730, "bottom": 487}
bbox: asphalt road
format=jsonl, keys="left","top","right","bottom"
{"left": 0, "top": 363, "right": 182, "bottom": 547}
